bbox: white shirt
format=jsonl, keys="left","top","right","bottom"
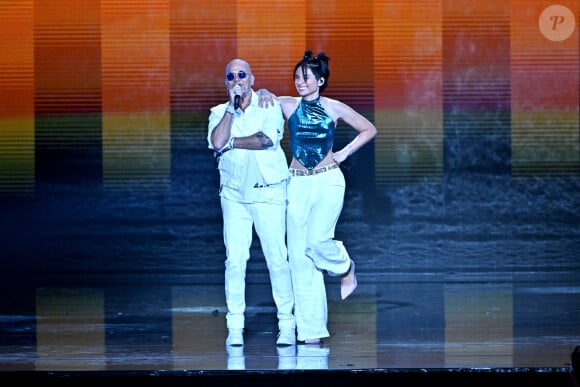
{"left": 208, "top": 91, "right": 289, "bottom": 203}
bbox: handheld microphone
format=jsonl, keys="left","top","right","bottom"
{"left": 233, "top": 84, "right": 242, "bottom": 110}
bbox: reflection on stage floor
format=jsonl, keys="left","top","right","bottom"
{"left": 0, "top": 270, "right": 578, "bottom": 385}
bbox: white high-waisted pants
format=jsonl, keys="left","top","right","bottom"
{"left": 221, "top": 197, "right": 295, "bottom": 332}
{"left": 287, "top": 167, "right": 351, "bottom": 341}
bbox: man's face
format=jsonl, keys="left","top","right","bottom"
{"left": 225, "top": 61, "right": 254, "bottom": 97}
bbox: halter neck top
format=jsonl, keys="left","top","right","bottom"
{"left": 288, "top": 98, "right": 335, "bottom": 170}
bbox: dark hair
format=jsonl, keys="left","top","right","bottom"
{"left": 293, "top": 50, "right": 330, "bottom": 93}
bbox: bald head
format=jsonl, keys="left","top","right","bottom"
{"left": 226, "top": 59, "right": 251, "bottom": 75}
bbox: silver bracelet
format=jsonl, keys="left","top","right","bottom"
{"left": 215, "top": 137, "right": 235, "bottom": 157}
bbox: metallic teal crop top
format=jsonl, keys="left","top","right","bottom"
{"left": 288, "top": 98, "right": 335, "bottom": 170}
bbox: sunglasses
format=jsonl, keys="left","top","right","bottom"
{"left": 226, "top": 71, "right": 248, "bottom": 81}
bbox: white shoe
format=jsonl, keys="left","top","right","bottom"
{"left": 276, "top": 328, "right": 296, "bottom": 346}
{"left": 226, "top": 328, "right": 244, "bottom": 346}
{"left": 277, "top": 345, "right": 296, "bottom": 369}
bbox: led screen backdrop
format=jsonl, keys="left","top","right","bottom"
{"left": 1, "top": 0, "right": 578, "bottom": 195}
{"left": 0, "top": 1, "right": 578, "bottom": 372}
{"left": 0, "top": 0, "right": 579, "bottom": 280}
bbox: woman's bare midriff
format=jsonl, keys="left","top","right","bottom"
{"left": 289, "top": 152, "right": 336, "bottom": 170}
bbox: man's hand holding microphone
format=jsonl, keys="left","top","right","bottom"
{"left": 231, "top": 84, "right": 243, "bottom": 110}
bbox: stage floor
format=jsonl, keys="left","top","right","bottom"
{"left": 0, "top": 269, "right": 578, "bottom": 386}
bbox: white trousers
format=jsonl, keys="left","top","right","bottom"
{"left": 287, "top": 168, "right": 351, "bottom": 341}
{"left": 221, "top": 197, "right": 295, "bottom": 332}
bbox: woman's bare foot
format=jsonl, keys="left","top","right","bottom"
{"left": 341, "top": 260, "right": 357, "bottom": 300}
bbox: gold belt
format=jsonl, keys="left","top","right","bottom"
{"left": 289, "top": 163, "right": 339, "bottom": 176}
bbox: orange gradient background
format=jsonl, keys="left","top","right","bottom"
{"left": 0, "top": 0, "right": 578, "bottom": 193}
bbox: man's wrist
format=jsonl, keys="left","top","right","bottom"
{"left": 215, "top": 137, "right": 235, "bottom": 158}
{"left": 225, "top": 105, "right": 235, "bottom": 115}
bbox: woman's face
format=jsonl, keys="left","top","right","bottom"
{"left": 294, "top": 67, "right": 321, "bottom": 100}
